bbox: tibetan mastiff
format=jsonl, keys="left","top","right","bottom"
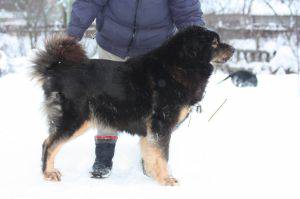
{"left": 32, "top": 26, "right": 234, "bottom": 186}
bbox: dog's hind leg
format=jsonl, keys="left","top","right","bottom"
{"left": 42, "top": 92, "right": 90, "bottom": 181}
{"left": 42, "top": 121, "right": 90, "bottom": 181}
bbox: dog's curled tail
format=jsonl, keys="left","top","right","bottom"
{"left": 32, "top": 34, "right": 87, "bottom": 82}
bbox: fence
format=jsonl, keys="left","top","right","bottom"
{"left": 1, "top": 14, "right": 299, "bottom": 72}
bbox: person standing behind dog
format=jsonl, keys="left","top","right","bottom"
{"left": 67, "top": 0, "right": 205, "bottom": 178}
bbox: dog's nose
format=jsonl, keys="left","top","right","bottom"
{"left": 230, "top": 46, "right": 235, "bottom": 54}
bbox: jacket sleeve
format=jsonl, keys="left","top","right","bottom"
{"left": 169, "top": 0, "right": 205, "bottom": 30}
{"left": 67, "top": 0, "right": 108, "bottom": 40}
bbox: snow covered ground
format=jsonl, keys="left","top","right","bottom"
{"left": 0, "top": 65, "right": 299, "bottom": 199}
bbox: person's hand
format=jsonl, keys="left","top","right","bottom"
{"left": 67, "top": 35, "right": 80, "bottom": 42}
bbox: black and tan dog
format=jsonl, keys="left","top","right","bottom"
{"left": 32, "top": 26, "right": 234, "bottom": 186}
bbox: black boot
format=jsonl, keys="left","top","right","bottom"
{"left": 141, "top": 159, "right": 149, "bottom": 176}
{"left": 90, "top": 136, "right": 117, "bottom": 178}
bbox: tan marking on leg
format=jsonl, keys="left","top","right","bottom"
{"left": 70, "top": 121, "right": 90, "bottom": 139}
{"left": 178, "top": 106, "right": 190, "bottom": 124}
{"left": 140, "top": 131, "right": 179, "bottom": 186}
{"left": 44, "top": 141, "right": 64, "bottom": 181}
{"left": 44, "top": 121, "right": 90, "bottom": 181}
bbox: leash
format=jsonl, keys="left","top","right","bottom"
{"left": 187, "top": 97, "right": 228, "bottom": 127}
{"left": 187, "top": 77, "right": 230, "bottom": 126}
{"left": 208, "top": 98, "right": 227, "bottom": 122}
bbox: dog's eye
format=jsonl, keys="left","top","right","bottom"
{"left": 212, "top": 38, "right": 219, "bottom": 48}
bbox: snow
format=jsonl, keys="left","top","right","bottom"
{"left": 228, "top": 36, "right": 299, "bottom": 73}
{"left": 250, "top": 1, "right": 299, "bottom": 16}
{"left": 0, "top": 50, "right": 8, "bottom": 73}
{"left": 0, "top": 34, "right": 98, "bottom": 73}
{"left": 0, "top": 60, "right": 299, "bottom": 199}
{"left": 0, "top": 9, "right": 26, "bottom": 26}
{"left": 0, "top": 9, "right": 15, "bottom": 18}
{"left": 0, "top": 2, "right": 300, "bottom": 196}
{"left": 270, "top": 46, "right": 299, "bottom": 72}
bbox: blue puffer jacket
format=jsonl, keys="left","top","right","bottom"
{"left": 68, "top": 0, "right": 205, "bottom": 58}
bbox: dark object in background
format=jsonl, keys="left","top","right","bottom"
{"left": 219, "top": 70, "right": 258, "bottom": 87}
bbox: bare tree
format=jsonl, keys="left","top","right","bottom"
{"left": 57, "top": 0, "right": 74, "bottom": 28}
{"left": 263, "top": 0, "right": 299, "bottom": 73}
{"left": 12, "top": 0, "right": 48, "bottom": 48}
{"left": 242, "top": 0, "right": 255, "bottom": 15}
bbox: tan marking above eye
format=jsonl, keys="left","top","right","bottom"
{"left": 212, "top": 38, "right": 219, "bottom": 48}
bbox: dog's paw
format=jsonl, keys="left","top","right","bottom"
{"left": 159, "top": 177, "right": 179, "bottom": 186}
{"left": 44, "top": 169, "right": 62, "bottom": 181}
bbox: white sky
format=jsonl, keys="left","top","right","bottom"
{"left": 202, "top": 0, "right": 300, "bottom": 15}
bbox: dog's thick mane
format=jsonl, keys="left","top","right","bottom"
{"left": 131, "top": 27, "right": 214, "bottom": 100}
{"left": 144, "top": 26, "right": 213, "bottom": 65}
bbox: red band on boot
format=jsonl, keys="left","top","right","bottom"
{"left": 95, "top": 135, "right": 118, "bottom": 140}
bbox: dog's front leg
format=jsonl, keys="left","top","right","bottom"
{"left": 140, "top": 126, "right": 178, "bottom": 186}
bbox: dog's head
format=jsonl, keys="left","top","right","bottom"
{"left": 173, "top": 26, "right": 235, "bottom": 64}
{"left": 210, "top": 37, "right": 235, "bottom": 64}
